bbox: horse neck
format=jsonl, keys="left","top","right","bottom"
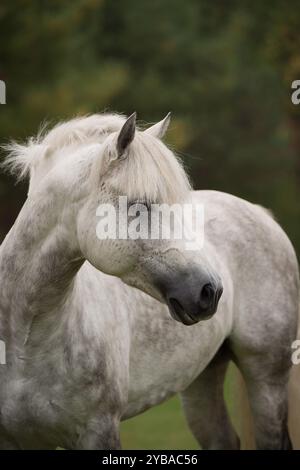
{"left": 0, "top": 189, "right": 83, "bottom": 353}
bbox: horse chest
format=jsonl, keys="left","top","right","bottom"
{"left": 124, "top": 312, "right": 227, "bottom": 419}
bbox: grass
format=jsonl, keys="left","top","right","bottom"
{"left": 121, "top": 396, "right": 198, "bottom": 450}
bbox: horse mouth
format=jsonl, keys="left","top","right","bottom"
{"left": 167, "top": 298, "right": 199, "bottom": 326}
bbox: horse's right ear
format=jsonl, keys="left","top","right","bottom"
{"left": 116, "top": 112, "right": 136, "bottom": 158}
{"left": 144, "top": 112, "right": 171, "bottom": 139}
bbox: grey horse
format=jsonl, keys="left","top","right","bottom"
{"left": 0, "top": 112, "right": 298, "bottom": 449}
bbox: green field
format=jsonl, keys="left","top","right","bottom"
{"left": 121, "top": 396, "right": 198, "bottom": 450}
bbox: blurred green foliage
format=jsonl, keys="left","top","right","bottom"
{"left": 1, "top": 0, "right": 300, "bottom": 250}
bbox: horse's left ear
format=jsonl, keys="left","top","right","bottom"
{"left": 144, "top": 112, "right": 171, "bottom": 139}
{"left": 117, "top": 112, "right": 136, "bottom": 157}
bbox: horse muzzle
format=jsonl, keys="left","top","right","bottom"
{"left": 164, "top": 274, "right": 223, "bottom": 326}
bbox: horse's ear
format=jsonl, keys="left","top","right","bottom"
{"left": 117, "top": 112, "right": 136, "bottom": 157}
{"left": 144, "top": 112, "right": 171, "bottom": 139}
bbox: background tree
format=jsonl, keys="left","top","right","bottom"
{"left": 1, "top": 0, "right": 299, "bottom": 248}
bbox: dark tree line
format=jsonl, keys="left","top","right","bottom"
{"left": 0, "top": 0, "right": 300, "bottom": 252}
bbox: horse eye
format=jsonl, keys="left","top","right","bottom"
{"left": 128, "top": 201, "right": 151, "bottom": 211}
{"left": 143, "top": 201, "right": 152, "bottom": 211}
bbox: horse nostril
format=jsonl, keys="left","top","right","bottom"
{"left": 199, "top": 283, "right": 215, "bottom": 310}
{"left": 216, "top": 286, "right": 223, "bottom": 302}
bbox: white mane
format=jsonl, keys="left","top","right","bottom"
{"left": 2, "top": 113, "right": 191, "bottom": 203}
